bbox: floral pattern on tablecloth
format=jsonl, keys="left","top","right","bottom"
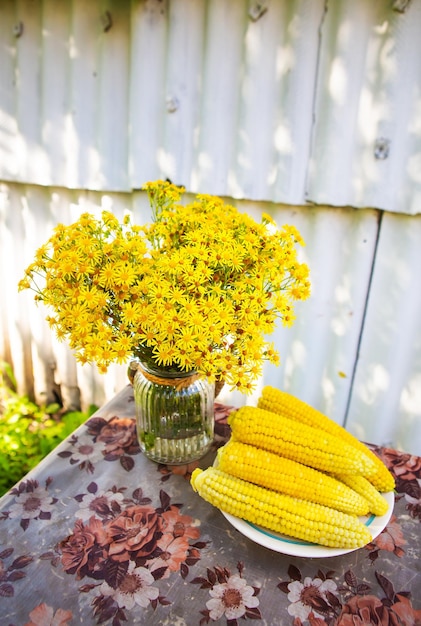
{"left": 24, "top": 602, "right": 74, "bottom": 626}
{"left": 191, "top": 562, "right": 261, "bottom": 625}
{"left": 0, "top": 547, "right": 33, "bottom": 599}
{"left": 0, "top": 389, "right": 420, "bottom": 625}
{"left": 57, "top": 415, "right": 141, "bottom": 473}
{"left": 43, "top": 484, "right": 207, "bottom": 624}
{"left": 277, "top": 564, "right": 421, "bottom": 625}
{"left": 0, "top": 478, "right": 58, "bottom": 531}
{"left": 373, "top": 444, "right": 421, "bottom": 521}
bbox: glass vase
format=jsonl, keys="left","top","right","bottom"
{"left": 131, "top": 360, "right": 215, "bottom": 464}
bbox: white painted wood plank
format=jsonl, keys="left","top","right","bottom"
{"left": 0, "top": 0, "right": 19, "bottom": 182}
{"left": 94, "top": 0, "right": 131, "bottom": 190}
{"left": 219, "top": 203, "right": 381, "bottom": 429}
{"left": 1, "top": 0, "right": 420, "bottom": 214}
{"left": 307, "top": 0, "right": 421, "bottom": 215}
{"left": 41, "top": 0, "right": 72, "bottom": 186}
{"left": 15, "top": 0, "right": 45, "bottom": 183}
{"left": 232, "top": 0, "right": 323, "bottom": 203}
{"left": 67, "top": 0, "right": 102, "bottom": 189}
{"left": 191, "top": 0, "right": 247, "bottom": 194}
{"left": 0, "top": 183, "right": 50, "bottom": 401}
{"left": 346, "top": 212, "right": 421, "bottom": 455}
{"left": 129, "top": 0, "right": 169, "bottom": 186}
{"left": 160, "top": 0, "right": 206, "bottom": 187}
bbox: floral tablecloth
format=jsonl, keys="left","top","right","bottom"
{"left": 0, "top": 385, "right": 420, "bottom": 626}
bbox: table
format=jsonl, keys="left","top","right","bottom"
{"left": 0, "top": 384, "right": 420, "bottom": 626}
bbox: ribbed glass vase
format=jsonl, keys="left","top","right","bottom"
{"left": 131, "top": 360, "right": 215, "bottom": 465}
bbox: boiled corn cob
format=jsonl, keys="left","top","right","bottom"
{"left": 228, "top": 406, "right": 378, "bottom": 477}
{"left": 191, "top": 467, "right": 373, "bottom": 549}
{"left": 335, "top": 473, "right": 389, "bottom": 517}
{"left": 258, "top": 386, "right": 395, "bottom": 493}
{"left": 216, "top": 440, "right": 370, "bottom": 516}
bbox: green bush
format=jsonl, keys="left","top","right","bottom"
{"left": 0, "top": 361, "right": 97, "bottom": 497}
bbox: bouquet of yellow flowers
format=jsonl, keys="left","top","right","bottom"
{"left": 19, "top": 181, "right": 310, "bottom": 393}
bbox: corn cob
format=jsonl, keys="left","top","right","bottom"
{"left": 216, "top": 440, "right": 370, "bottom": 516}
{"left": 191, "top": 467, "right": 372, "bottom": 549}
{"left": 228, "top": 406, "right": 378, "bottom": 477}
{"left": 258, "top": 386, "right": 395, "bottom": 493}
{"left": 335, "top": 473, "right": 390, "bottom": 517}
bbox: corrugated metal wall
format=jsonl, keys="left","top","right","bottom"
{"left": 1, "top": 0, "right": 421, "bottom": 454}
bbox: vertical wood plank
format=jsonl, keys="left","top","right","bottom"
{"left": 307, "top": 0, "right": 421, "bottom": 214}
{"left": 129, "top": 0, "right": 169, "bottom": 186}
{"left": 347, "top": 212, "right": 421, "bottom": 455}
{"left": 0, "top": 1, "right": 19, "bottom": 181}
{"left": 95, "top": 0, "right": 131, "bottom": 190}
{"left": 15, "top": 0, "right": 44, "bottom": 182}
{"left": 219, "top": 203, "right": 381, "bottom": 429}
{"left": 41, "top": 0, "right": 72, "bottom": 185}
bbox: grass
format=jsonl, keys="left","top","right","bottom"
{"left": 0, "top": 361, "right": 97, "bottom": 497}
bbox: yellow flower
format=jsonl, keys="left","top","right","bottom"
{"left": 121, "top": 301, "right": 143, "bottom": 325}
{"left": 102, "top": 211, "right": 120, "bottom": 230}
{"left": 152, "top": 343, "right": 176, "bottom": 367}
{"left": 112, "top": 261, "right": 138, "bottom": 287}
{"left": 112, "top": 335, "right": 133, "bottom": 362}
{"left": 262, "top": 212, "right": 276, "bottom": 225}
{"left": 98, "top": 264, "right": 117, "bottom": 290}
{"left": 176, "top": 328, "right": 198, "bottom": 351}
{"left": 78, "top": 285, "right": 103, "bottom": 309}
{"left": 19, "top": 180, "right": 310, "bottom": 392}
{"left": 18, "top": 277, "right": 31, "bottom": 291}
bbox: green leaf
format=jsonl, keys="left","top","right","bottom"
{"left": 45, "top": 403, "right": 62, "bottom": 415}
{"left": 0, "top": 363, "right": 96, "bottom": 497}
{"left": 0, "top": 361, "right": 17, "bottom": 390}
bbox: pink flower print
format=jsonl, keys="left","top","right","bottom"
{"left": 84, "top": 415, "right": 140, "bottom": 471}
{"left": 99, "top": 561, "right": 159, "bottom": 610}
{"left": 160, "top": 505, "right": 200, "bottom": 540}
{"left": 60, "top": 517, "right": 108, "bottom": 579}
{"left": 95, "top": 416, "right": 139, "bottom": 458}
{"left": 107, "top": 505, "right": 162, "bottom": 562}
{"left": 381, "top": 448, "right": 421, "bottom": 482}
{"left": 337, "top": 593, "right": 421, "bottom": 625}
{"left": 151, "top": 533, "right": 191, "bottom": 576}
{"left": 373, "top": 515, "right": 406, "bottom": 556}
{"left": 164, "top": 461, "right": 201, "bottom": 480}
{"left": 24, "top": 602, "right": 73, "bottom": 626}
{"left": 206, "top": 573, "right": 259, "bottom": 621}
{"left": 390, "top": 593, "right": 421, "bottom": 625}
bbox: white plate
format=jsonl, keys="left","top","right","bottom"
{"left": 220, "top": 490, "right": 395, "bottom": 558}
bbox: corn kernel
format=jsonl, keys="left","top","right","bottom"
{"left": 335, "top": 473, "right": 390, "bottom": 516}
{"left": 217, "top": 440, "right": 369, "bottom": 516}
{"left": 228, "top": 406, "right": 377, "bottom": 477}
{"left": 258, "top": 386, "right": 395, "bottom": 492}
{"left": 191, "top": 467, "right": 372, "bottom": 549}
